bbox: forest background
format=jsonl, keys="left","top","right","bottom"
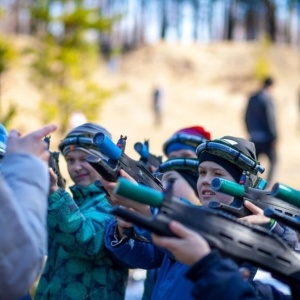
{"left": 0, "top": 0, "right": 299, "bottom": 189}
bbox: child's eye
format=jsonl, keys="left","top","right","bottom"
{"left": 215, "top": 172, "right": 225, "bottom": 177}
{"left": 198, "top": 170, "right": 206, "bottom": 175}
{"left": 167, "top": 177, "right": 177, "bottom": 183}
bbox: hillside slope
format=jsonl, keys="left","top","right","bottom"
{"left": 3, "top": 39, "right": 300, "bottom": 186}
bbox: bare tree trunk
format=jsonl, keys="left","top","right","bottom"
{"left": 175, "top": 0, "right": 184, "bottom": 41}
{"left": 263, "top": 0, "right": 277, "bottom": 42}
{"left": 9, "top": 0, "right": 21, "bottom": 34}
{"left": 137, "top": 0, "right": 147, "bottom": 45}
{"left": 284, "top": 0, "right": 293, "bottom": 44}
{"left": 160, "top": 0, "right": 168, "bottom": 40}
{"left": 192, "top": 0, "right": 200, "bottom": 42}
{"left": 245, "top": 4, "right": 257, "bottom": 40}
{"left": 225, "top": 0, "right": 237, "bottom": 40}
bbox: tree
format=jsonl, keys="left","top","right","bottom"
{"left": 26, "top": 0, "right": 116, "bottom": 134}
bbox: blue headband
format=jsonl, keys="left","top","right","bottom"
{"left": 165, "top": 142, "right": 196, "bottom": 156}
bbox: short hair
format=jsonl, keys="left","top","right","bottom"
{"left": 263, "top": 77, "right": 274, "bottom": 88}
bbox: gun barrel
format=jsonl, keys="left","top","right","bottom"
{"left": 134, "top": 142, "right": 149, "bottom": 159}
{"left": 114, "top": 177, "right": 163, "bottom": 207}
{"left": 271, "top": 183, "right": 300, "bottom": 208}
{"left": 264, "top": 208, "right": 300, "bottom": 231}
{"left": 211, "top": 177, "right": 245, "bottom": 198}
{"left": 93, "top": 133, "right": 122, "bottom": 160}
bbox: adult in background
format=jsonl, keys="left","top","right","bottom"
{"left": 244, "top": 76, "right": 278, "bottom": 186}
{"left": 0, "top": 124, "right": 57, "bottom": 300}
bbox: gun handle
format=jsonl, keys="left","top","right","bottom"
{"left": 86, "top": 155, "right": 119, "bottom": 182}
{"left": 208, "top": 201, "right": 252, "bottom": 218}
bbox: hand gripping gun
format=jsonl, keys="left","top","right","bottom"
{"left": 44, "top": 136, "right": 66, "bottom": 189}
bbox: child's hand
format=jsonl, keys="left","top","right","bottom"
{"left": 240, "top": 200, "right": 270, "bottom": 225}
{"left": 152, "top": 221, "right": 211, "bottom": 266}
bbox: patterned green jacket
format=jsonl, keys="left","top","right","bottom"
{"left": 35, "top": 183, "right": 128, "bottom": 300}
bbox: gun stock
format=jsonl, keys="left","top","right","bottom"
{"left": 86, "top": 133, "right": 163, "bottom": 191}
{"left": 112, "top": 178, "right": 300, "bottom": 286}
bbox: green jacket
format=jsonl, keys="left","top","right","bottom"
{"left": 35, "top": 183, "right": 128, "bottom": 300}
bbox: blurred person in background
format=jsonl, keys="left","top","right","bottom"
{"left": 152, "top": 85, "right": 164, "bottom": 126}
{"left": 244, "top": 76, "right": 278, "bottom": 186}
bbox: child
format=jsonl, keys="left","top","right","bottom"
{"left": 142, "top": 124, "right": 211, "bottom": 300}
{"left": 104, "top": 157, "right": 201, "bottom": 300}
{"left": 103, "top": 135, "right": 298, "bottom": 299}
{"left": 163, "top": 125, "right": 211, "bottom": 158}
{"left": 35, "top": 123, "right": 128, "bottom": 300}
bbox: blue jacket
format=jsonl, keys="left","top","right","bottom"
{"left": 105, "top": 219, "right": 196, "bottom": 300}
{"left": 186, "top": 250, "right": 292, "bottom": 300}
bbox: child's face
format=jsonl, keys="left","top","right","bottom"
{"left": 162, "top": 171, "right": 200, "bottom": 205}
{"left": 65, "top": 150, "right": 100, "bottom": 186}
{"left": 197, "top": 161, "right": 236, "bottom": 207}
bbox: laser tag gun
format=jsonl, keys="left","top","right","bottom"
{"left": 111, "top": 178, "right": 300, "bottom": 292}
{"left": 208, "top": 177, "right": 300, "bottom": 218}
{"left": 85, "top": 133, "right": 163, "bottom": 191}
{"left": 134, "top": 140, "right": 163, "bottom": 171}
{"left": 44, "top": 136, "right": 66, "bottom": 189}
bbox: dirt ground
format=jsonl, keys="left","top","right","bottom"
{"left": 3, "top": 38, "right": 300, "bottom": 188}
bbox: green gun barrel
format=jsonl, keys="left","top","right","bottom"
{"left": 211, "top": 177, "right": 245, "bottom": 197}
{"left": 114, "top": 177, "right": 163, "bottom": 207}
{"left": 271, "top": 183, "right": 300, "bottom": 208}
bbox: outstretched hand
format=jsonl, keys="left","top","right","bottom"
{"left": 152, "top": 221, "right": 211, "bottom": 266}
{"left": 6, "top": 124, "right": 57, "bottom": 164}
